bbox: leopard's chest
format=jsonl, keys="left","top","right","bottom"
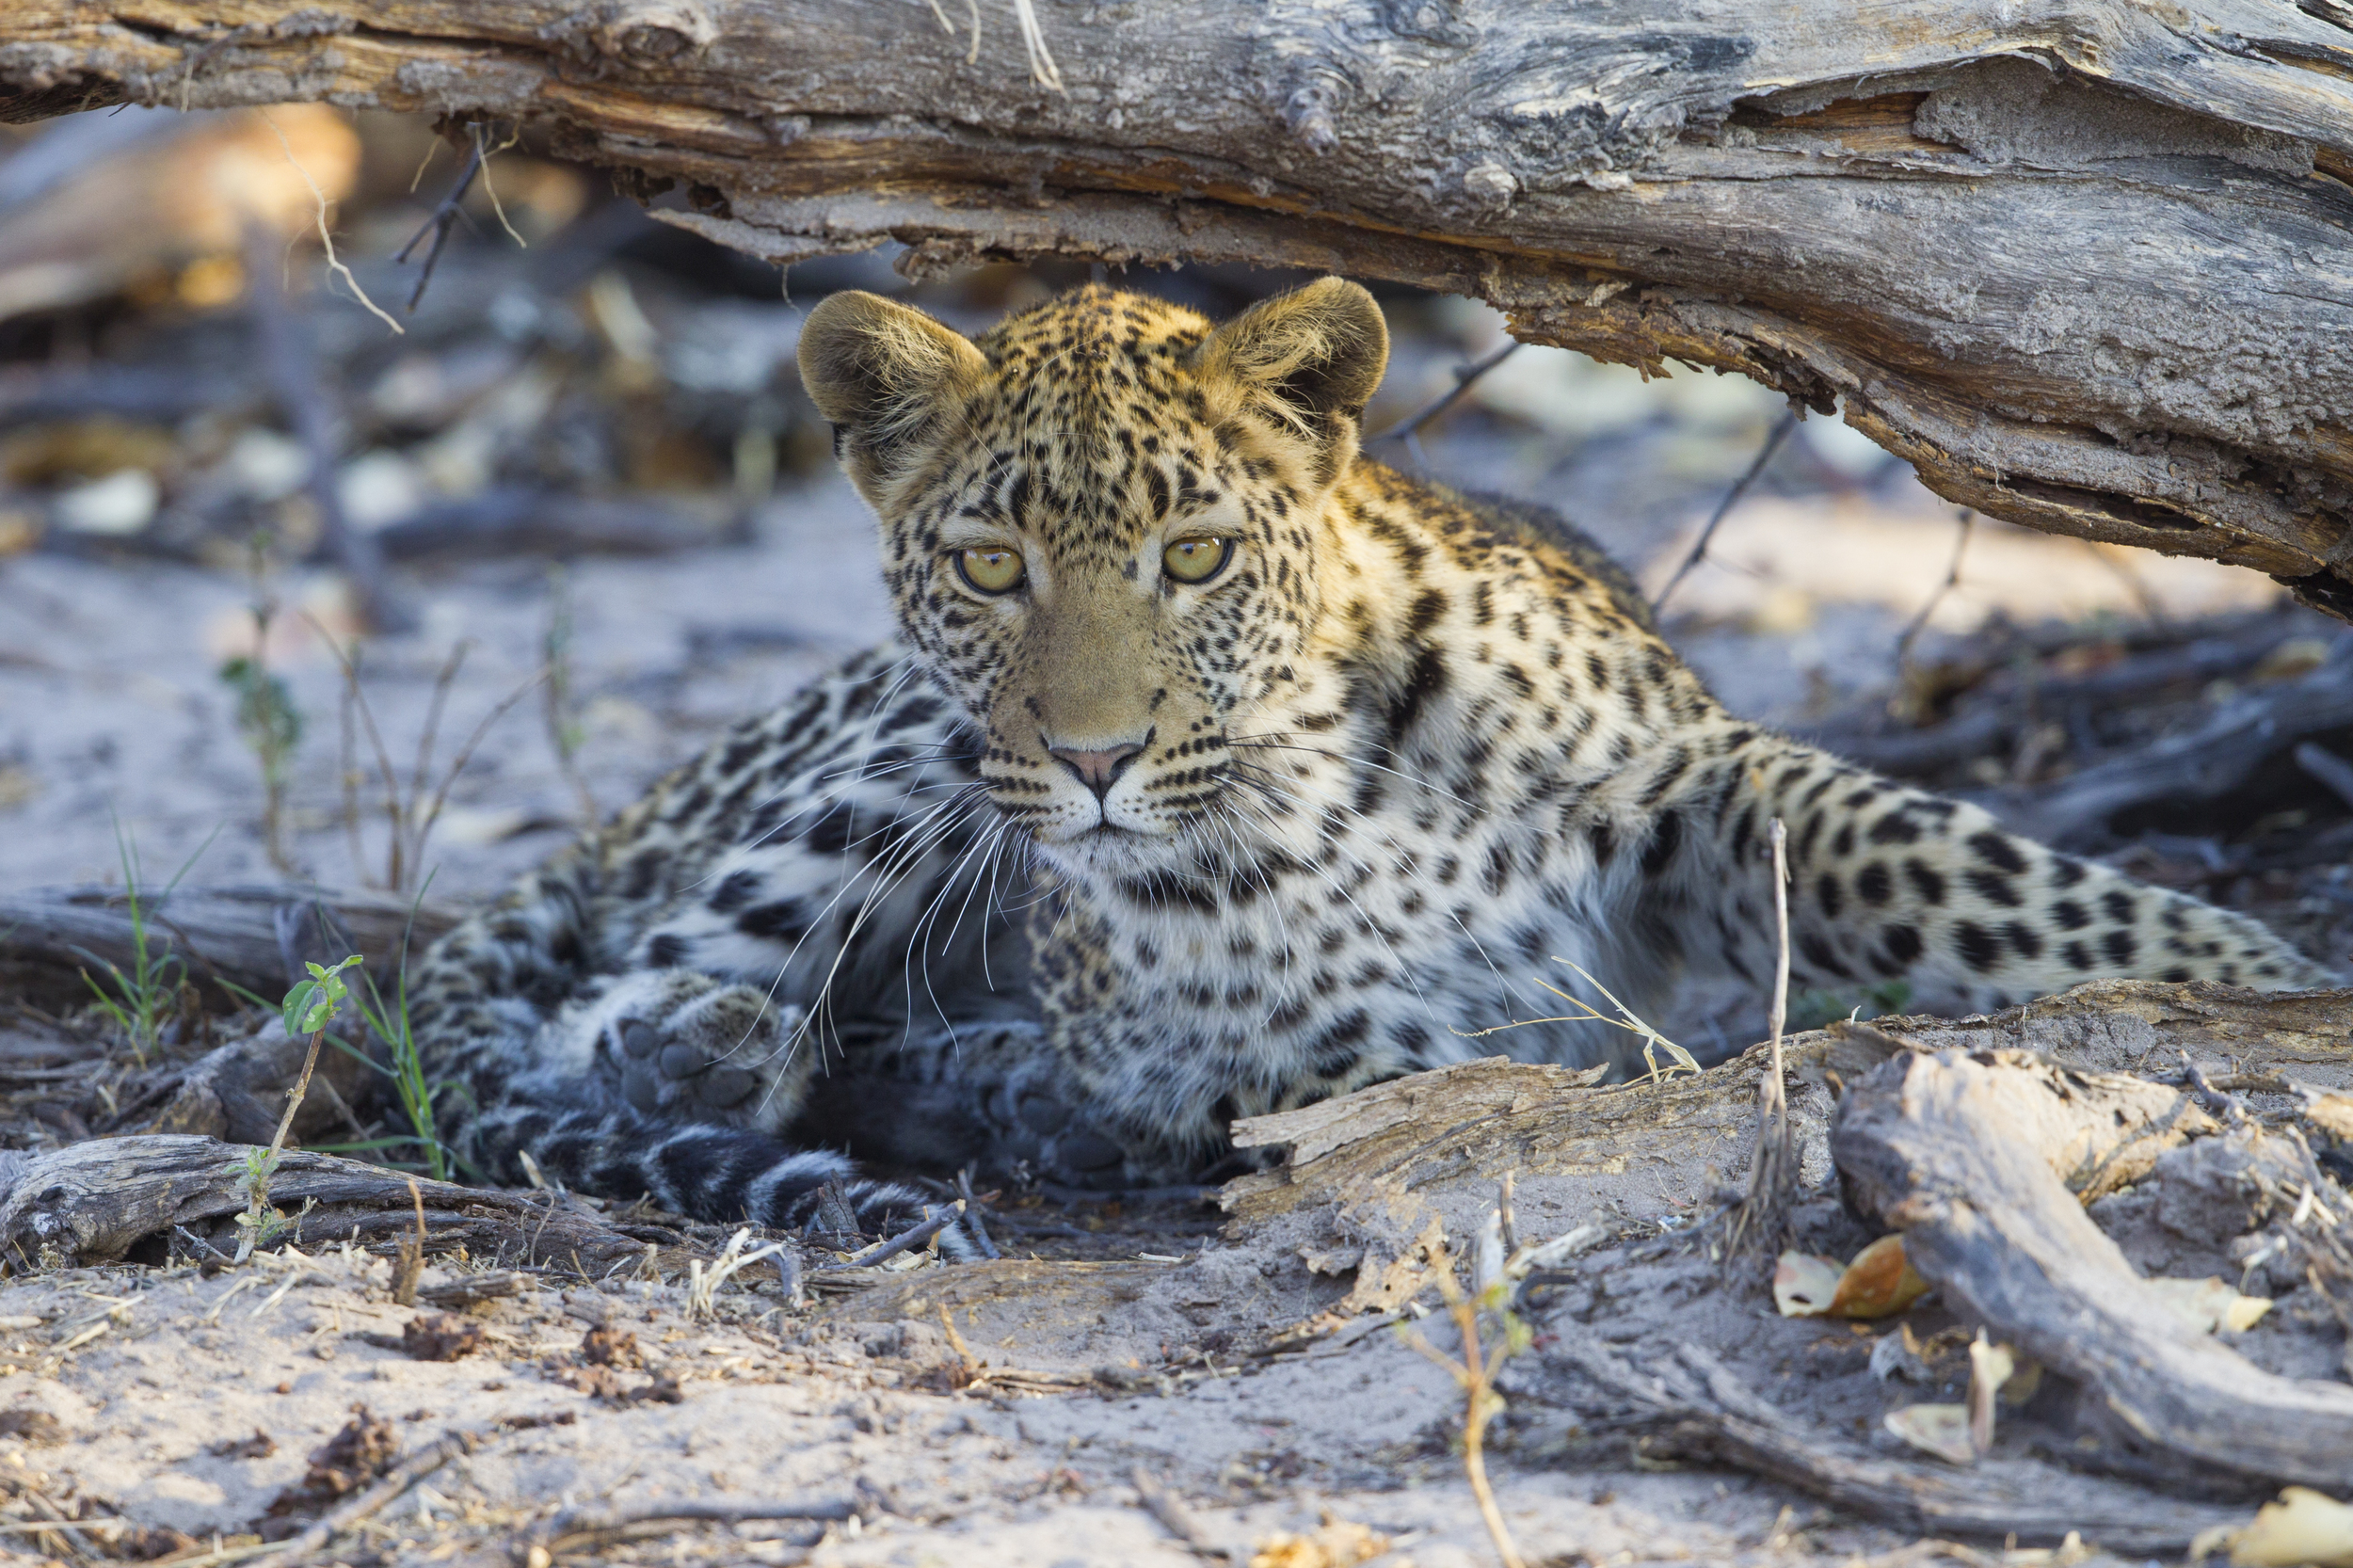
{"left": 1032, "top": 787, "right": 1640, "bottom": 1141}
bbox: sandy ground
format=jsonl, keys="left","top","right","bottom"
{"left": 0, "top": 1205, "right": 2086, "bottom": 1568}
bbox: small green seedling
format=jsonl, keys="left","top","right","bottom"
{"left": 233, "top": 953, "right": 362, "bottom": 1261}
{"left": 75, "top": 816, "right": 216, "bottom": 1065}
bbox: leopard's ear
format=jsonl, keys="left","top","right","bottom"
{"left": 797, "top": 291, "right": 988, "bottom": 488}
{"left": 1192, "top": 277, "right": 1388, "bottom": 487}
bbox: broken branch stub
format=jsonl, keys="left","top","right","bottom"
{"left": 0, "top": 2, "right": 2347, "bottom": 613}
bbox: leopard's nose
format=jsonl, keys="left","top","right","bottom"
{"left": 1045, "top": 735, "right": 1148, "bottom": 801}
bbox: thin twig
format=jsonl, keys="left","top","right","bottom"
{"left": 1656, "top": 408, "right": 1799, "bottom": 610}
{"left": 278, "top": 1429, "right": 478, "bottom": 1565}
{"left": 259, "top": 110, "right": 404, "bottom": 337}
{"left": 264, "top": 1026, "right": 327, "bottom": 1165}
{"left": 526, "top": 1496, "right": 855, "bottom": 1557}
{"left": 1368, "top": 341, "right": 1521, "bottom": 447}
{"left": 817, "top": 1202, "right": 964, "bottom": 1271}
{"left": 955, "top": 1168, "right": 1001, "bottom": 1260}
{"left": 245, "top": 226, "right": 409, "bottom": 633}
{"left": 1401, "top": 1259, "right": 1527, "bottom": 1568}
{"left": 1131, "top": 1465, "right": 1230, "bottom": 1561}
{"left": 1724, "top": 818, "right": 1795, "bottom": 1270}
{"left": 392, "top": 136, "right": 485, "bottom": 312}
{"left": 1894, "top": 507, "right": 1977, "bottom": 668}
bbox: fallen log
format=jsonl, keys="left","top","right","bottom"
{"left": 2, "top": 2, "right": 2348, "bottom": 614}
{"left": 0, "top": 1133, "right": 693, "bottom": 1274}
{"left": 0, "top": 883, "right": 462, "bottom": 1013}
{"left": 1833, "top": 1044, "right": 2353, "bottom": 1495}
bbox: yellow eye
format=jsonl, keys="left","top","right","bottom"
{"left": 954, "top": 546, "right": 1026, "bottom": 595}
{"left": 1162, "top": 536, "right": 1233, "bottom": 584}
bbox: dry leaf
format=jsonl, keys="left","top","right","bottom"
{"left": 1882, "top": 1402, "right": 1975, "bottom": 1465}
{"left": 2149, "top": 1276, "right": 2273, "bottom": 1336}
{"left": 1776, "top": 1237, "right": 1930, "bottom": 1319}
{"left": 2218, "top": 1486, "right": 2353, "bottom": 1566}
{"left": 1773, "top": 1251, "right": 1845, "bottom": 1316}
{"left": 1826, "top": 1234, "right": 1931, "bottom": 1320}
{"left": 2303, "top": 1093, "right": 2353, "bottom": 1142}
{"left": 1250, "top": 1517, "right": 1390, "bottom": 1568}
{"left": 1965, "top": 1334, "right": 2014, "bottom": 1455}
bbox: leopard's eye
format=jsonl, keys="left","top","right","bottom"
{"left": 1161, "top": 536, "right": 1234, "bottom": 585}
{"left": 954, "top": 546, "right": 1026, "bottom": 595}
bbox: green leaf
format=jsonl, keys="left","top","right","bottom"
{"left": 280, "top": 979, "right": 317, "bottom": 1040}
{"left": 280, "top": 954, "right": 364, "bottom": 1037}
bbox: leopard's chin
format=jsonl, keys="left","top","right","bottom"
{"left": 1035, "top": 822, "right": 1193, "bottom": 879}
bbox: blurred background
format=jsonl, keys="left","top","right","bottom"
{"left": 1, "top": 106, "right": 2346, "bottom": 1043}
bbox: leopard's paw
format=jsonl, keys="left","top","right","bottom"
{"left": 595, "top": 971, "right": 812, "bottom": 1127}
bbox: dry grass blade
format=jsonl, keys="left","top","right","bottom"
{"left": 1724, "top": 816, "right": 1796, "bottom": 1271}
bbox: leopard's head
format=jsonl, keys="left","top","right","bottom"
{"left": 798, "top": 279, "right": 1387, "bottom": 876}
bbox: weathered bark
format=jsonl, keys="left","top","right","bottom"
{"left": 0, "top": 883, "right": 461, "bottom": 1012}
{"left": 2, "top": 3, "right": 2349, "bottom": 613}
{"left": 1557, "top": 1339, "right": 2251, "bottom": 1552}
{"left": 0, "top": 1133, "right": 696, "bottom": 1272}
{"left": 1834, "top": 1047, "right": 2353, "bottom": 1495}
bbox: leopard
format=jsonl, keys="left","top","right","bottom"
{"left": 404, "top": 277, "right": 2337, "bottom": 1238}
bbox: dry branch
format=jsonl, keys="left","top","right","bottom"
{"left": 0, "top": 1134, "right": 691, "bottom": 1272}
{"left": 1, "top": 2, "right": 2348, "bottom": 612}
{"left": 1834, "top": 1046, "right": 2353, "bottom": 1494}
{"left": 0, "top": 883, "right": 461, "bottom": 1011}
{"left": 1559, "top": 1338, "right": 2249, "bottom": 1552}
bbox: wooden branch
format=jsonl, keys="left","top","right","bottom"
{"left": 0, "top": 883, "right": 462, "bottom": 1012}
{"left": 0, "top": 1133, "right": 689, "bottom": 1272}
{"left": 2, "top": 3, "right": 2348, "bottom": 614}
{"left": 1984, "top": 636, "right": 2353, "bottom": 845}
{"left": 1833, "top": 1047, "right": 2353, "bottom": 1494}
{"left": 1556, "top": 1339, "right": 2249, "bottom": 1552}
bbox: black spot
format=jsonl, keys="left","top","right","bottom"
{"left": 1641, "top": 812, "right": 1684, "bottom": 876}
{"left": 1879, "top": 923, "right": 1923, "bottom": 972}
{"left": 2103, "top": 928, "right": 2137, "bottom": 967}
{"left": 1965, "top": 870, "right": 2022, "bottom": 908}
{"left": 736, "top": 902, "right": 809, "bottom": 943}
{"left": 1969, "top": 831, "right": 2027, "bottom": 874}
{"left": 647, "top": 934, "right": 692, "bottom": 968}
{"left": 1309, "top": 1010, "right": 1371, "bottom": 1077}
{"left": 1405, "top": 589, "right": 1449, "bottom": 636}
{"left": 1856, "top": 862, "right": 1893, "bottom": 906}
{"left": 1904, "top": 859, "right": 1946, "bottom": 905}
{"left": 2004, "top": 921, "right": 2043, "bottom": 960}
{"left": 1816, "top": 872, "right": 1843, "bottom": 920}
{"left": 1589, "top": 821, "right": 1617, "bottom": 868}
{"left": 708, "top": 870, "right": 763, "bottom": 914}
{"left": 1798, "top": 932, "right": 1852, "bottom": 980}
{"left": 2061, "top": 940, "right": 2092, "bottom": 969}
{"left": 1867, "top": 813, "right": 1922, "bottom": 846}
{"left": 2102, "top": 889, "right": 2137, "bottom": 923}
{"left": 623, "top": 847, "right": 669, "bottom": 901}
{"left": 2052, "top": 900, "right": 2089, "bottom": 931}
{"left": 2051, "top": 857, "right": 2088, "bottom": 888}
{"left": 1954, "top": 921, "right": 2001, "bottom": 973}
{"left": 2161, "top": 966, "right": 2193, "bottom": 983}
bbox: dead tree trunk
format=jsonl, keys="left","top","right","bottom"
{"left": 2, "top": 2, "right": 2349, "bottom": 613}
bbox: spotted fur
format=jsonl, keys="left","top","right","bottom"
{"left": 408, "top": 280, "right": 2336, "bottom": 1225}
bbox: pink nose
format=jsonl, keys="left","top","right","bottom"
{"left": 1047, "top": 739, "right": 1146, "bottom": 800}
